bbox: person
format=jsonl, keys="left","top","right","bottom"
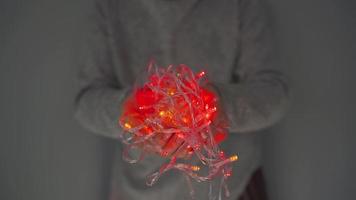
{"left": 74, "top": 0, "right": 290, "bottom": 199}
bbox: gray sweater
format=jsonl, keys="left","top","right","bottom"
{"left": 74, "top": 0, "right": 289, "bottom": 199}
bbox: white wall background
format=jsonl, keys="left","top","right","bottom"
{"left": 1, "top": 0, "right": 355, "bottom": 200}
{"left": 0, "top": 1, "right": 115, "bottom": 200}
{"left": 262, "top": 0, "right": 356, "bottom": 199}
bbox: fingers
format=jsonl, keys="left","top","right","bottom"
{"left": 161, "top": 133, "right": 185, "bottom": 157}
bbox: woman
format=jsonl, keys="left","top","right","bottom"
{"left": 75, "top": 0, "right": 289, "bottom": 199}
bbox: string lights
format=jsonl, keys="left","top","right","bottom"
{"left": 119, "top": 63, "right": 238, "bottom": 199}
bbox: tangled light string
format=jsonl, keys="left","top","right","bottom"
{"left": 119, "top": 63, "right": 238, "bottom": 199}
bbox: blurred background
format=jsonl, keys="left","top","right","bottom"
{"left": 1, "top": 0, "right": 355, "bottom": 200}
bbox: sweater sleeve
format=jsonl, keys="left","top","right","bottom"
{"left": 74, "top": 0, "right": 129, "bottom": 139}
{"left": 215, "top": 0, "right": 290, "bottom": 133}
